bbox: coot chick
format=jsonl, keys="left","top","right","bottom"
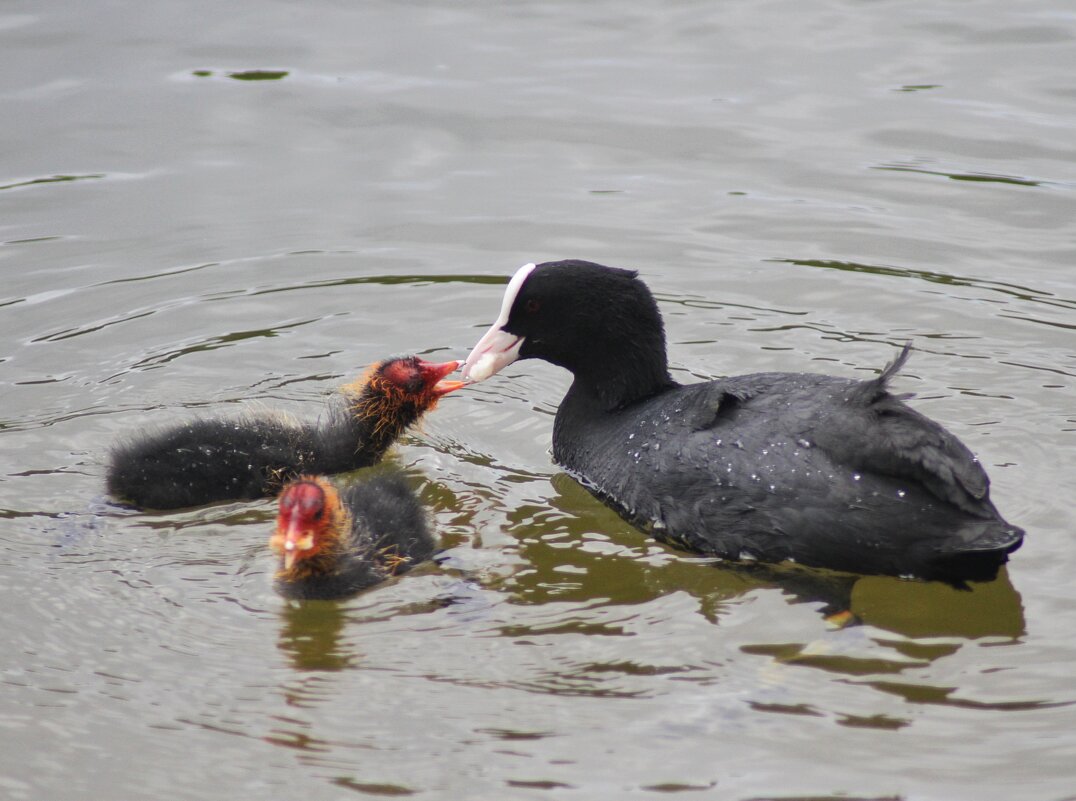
{"left": 107, "top": 356, "right": 463, "bottom": 510}
{"left": 462, "top": 260, "right": 1024, "bottom": 584}
{"left": 270, "top": 474, "right": 435, "bottom": 600}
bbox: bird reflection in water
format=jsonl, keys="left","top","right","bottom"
{"left": 505, "top": 472, "right": 1024, "bottom": 643}
{"left": 276, "top": 600, "right": 356, "bottom": 673}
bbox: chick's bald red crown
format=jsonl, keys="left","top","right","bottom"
{"left": 377, "top": 356, "right": 464, "bottom": 397}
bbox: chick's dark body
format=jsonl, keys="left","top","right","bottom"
{"left": 274, "top": 474, "right": 436, "bottom": 601}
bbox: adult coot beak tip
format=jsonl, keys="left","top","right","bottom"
{"left": 462, "top": 331, "right": 524, "bottom": 382}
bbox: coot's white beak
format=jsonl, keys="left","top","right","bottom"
{"left": 462, "top": 263, "right": 537, "bottom": 382}
{"left": 462, "top": 327, "right": 523, "bottom": 383}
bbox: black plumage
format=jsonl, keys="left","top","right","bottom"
{"left": 462, "top": 260, "right": 1023, "bottom": 584}
{"left": 107, "top": 356, "right": 460, "bottom": 509}
{"left": 270, "top": 474, "right": 436, "bottom": 601}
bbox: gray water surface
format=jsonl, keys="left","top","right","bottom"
{"left": 2, "top": 2, "right": 1075, "bottom": 799}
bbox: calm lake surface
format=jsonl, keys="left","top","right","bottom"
{"left": 2, "top": 2, "right": 1074, "bottom": 799}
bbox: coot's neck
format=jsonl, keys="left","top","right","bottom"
{"left": 554, "top": 367, "right": 677, "bottom": 475}
{"left": 346, "top": 388, "right": 425, "bottom": 460}
{"left": 306, "top": 386, "right": 426, "bottom": 475}
{"left": 293, "top": 540, "right": 345, "bottom": 579}
{"left": 564, "top": 336, "right": 677, "bottom": 412}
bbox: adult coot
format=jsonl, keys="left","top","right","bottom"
{"left": 108, "top": 356, "right": 463, "bottom": 510}
{"left": 270, "top": 474, "right": 435, "bottom": 600}
{"left": 462, "top": 260, "right": 1024, "bottom": 584}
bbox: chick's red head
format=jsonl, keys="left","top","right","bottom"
{"left": 347, "top": 356, "right": 463, "bottom": 435}
{"left": 270, "top": 478, "right": 338, "bottom": 571}
{"left": 379, "top": 356, "right": 463, "bottom": 403}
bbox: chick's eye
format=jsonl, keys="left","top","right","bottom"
{"left": 524, "top": 298, "right": 541, "bottom": 314}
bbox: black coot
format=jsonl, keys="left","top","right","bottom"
{"left": 107, "top": 356, "right": 462, "bottom": 509}
{"left": 462, "top": 260, "right": 1023, "bottom": 584}
{"left": 270, "top": 474, "right": 436, "bottom": 600}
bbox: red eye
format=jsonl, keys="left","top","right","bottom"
{"left": 525, "top": 298, "right": 541, "bottom": 314}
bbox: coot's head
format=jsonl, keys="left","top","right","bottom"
{"left": 270, "top": 477, "right": 344, "bottom": 572}
{"left": 375, "top": 356, "right": 464, "bottom": 400}
{"left": 462, "top": 260, "right": 672, "bottom": 407}
{"left": 346, "top": 355, "right": 463, "bottom": 433}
